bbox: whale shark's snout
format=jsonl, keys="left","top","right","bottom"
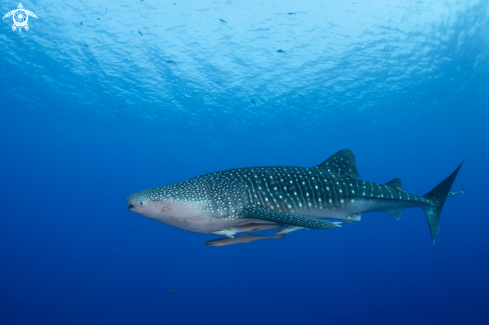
{"left": 126, "top": 190, "right": 153, "bottom": 214}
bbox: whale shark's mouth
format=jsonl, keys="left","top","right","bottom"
{"left": 127, "top": 204, "right": 134, "bottom": 210}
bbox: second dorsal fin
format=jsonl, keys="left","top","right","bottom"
{"left": 316, "top": 149, "right": 361, "bottom": 178}
{"left": 384, "top": 178, "right": 406, "bottom": 192}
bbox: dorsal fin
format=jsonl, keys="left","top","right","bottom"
{"left": 384, "top": 178, "right": 406, "bottom": 192}
{"left": 316, "top": 149, "right": 361, "bottom": 178}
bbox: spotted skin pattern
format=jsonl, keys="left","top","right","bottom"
{"left": 127, "top": 149, "right": 463, "bottom": 243}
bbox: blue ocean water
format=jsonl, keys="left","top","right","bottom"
{"left": 1, "top": 0, "right": 488, "bottom": 324}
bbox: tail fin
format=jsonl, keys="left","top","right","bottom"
{"left": 421, "top": 160, "right": 464, "bottom": 244}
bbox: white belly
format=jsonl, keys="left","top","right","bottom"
{"left": 130, "top": 200, "right": 276, "bottom": 234}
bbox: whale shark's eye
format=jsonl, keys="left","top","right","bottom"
{"left": 139, "top": 202, "right": 143, "bottom": 205}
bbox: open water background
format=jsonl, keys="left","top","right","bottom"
{"left": 1, "top": 0, "right": 488, "bottom": 324}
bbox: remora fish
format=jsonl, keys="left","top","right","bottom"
{"left": 274, "top": 225, "right": 306, "bottom": 235}
{"left": 204, "top": 234, "right": 285, "bottom": 247}
{"left": 274, "top": 222, "right": 343, "bottom": 235}
{"left": 212, "top": 223, "right": 281, "bottom": 238}
{"left": 448, "top": 189, "right": 464, "bottom": 197}
{"left": 126, "top": 149, "right": 463, "bottom": 243}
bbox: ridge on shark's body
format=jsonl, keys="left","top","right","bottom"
{"left": 127, "top": 149, "right": 463, "bottom": 244}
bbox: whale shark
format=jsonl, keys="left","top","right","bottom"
{"left": 127, "top": 149, "right": 463, "bottom": 244}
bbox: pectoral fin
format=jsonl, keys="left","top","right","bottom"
{"left": 239, "top": 205, "right": 340, "bottom": 229}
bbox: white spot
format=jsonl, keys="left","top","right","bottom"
{"left": 341, "top": 199, "right": 344, "bottom": 203}
{"left": 351, "top": 199, "right": 355, "bottom": 203}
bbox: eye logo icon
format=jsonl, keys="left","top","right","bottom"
{"left": 3, "top": 3, "right": 37, "bottom": 32}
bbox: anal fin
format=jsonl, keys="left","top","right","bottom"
{"left": 383, "top": 208, "right": 404, "bottom": 221}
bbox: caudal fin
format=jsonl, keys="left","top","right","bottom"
{"left": 421, "top": 160, "right": 464, "bottom": 244}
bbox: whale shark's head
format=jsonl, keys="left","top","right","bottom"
{"left": 126, "top": 181, "right": 215, "bottom": 233}
{"left": 126, "top": 179, "right": 207, "bottom": 218}
{"left": 126, "top": 175, "right": 249, "bottom": 234}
